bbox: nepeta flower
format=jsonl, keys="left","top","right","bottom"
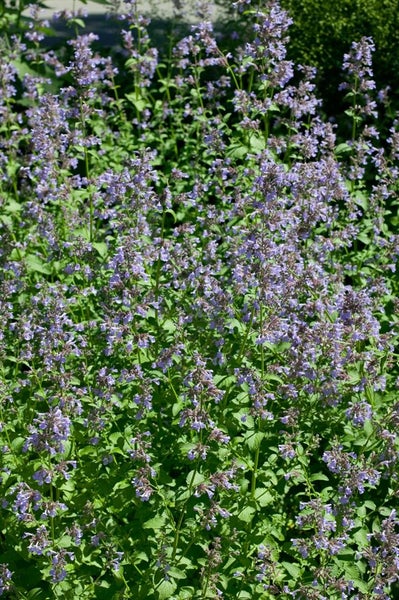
{"left": 48, "top": 549, "right": 74, "bottom": 582}
{"left": 340, "top": 36, "right": 378, "bottom": 120}
{"left": 24, "top": 525, "right": 50, "bottom": 555}
{"left": 23, "top": 407, "right": 71, "bottom": 456}
{"left": 0, "top": 564, "right": 12, "bottom": 596}
{"left": 345, "top": 400, "right": 373, "bottom": 426}
{"left": 122, "top": 29, "right": 158, "bottom": 87}
{"left": 67, "top": 524, "right": 83, "bottom": 546}
{"left": 11, "top": 483, "right": 42, "bottom": 521}
{"left": 67, "top": 33, "right": 110, "bottom": 90}
{"left": 341, "top": 37, "right": 376, "bottom": 93}
{"left": 132, "top": 466, "right": 156, "bottom": 501}
{"left": 361, "top": 510, "right": 399, "bottom": 591}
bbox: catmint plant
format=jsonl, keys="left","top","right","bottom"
{"left": 0, "top": 0, "right": 398, "bottom": 598}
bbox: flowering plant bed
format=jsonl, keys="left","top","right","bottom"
{"left": 0, "top": 1, "right": 399, "bottom": 598}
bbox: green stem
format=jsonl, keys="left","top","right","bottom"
{"left": 171, "top": 463, "right": 199, "bottom": 561}
{"left": 251, "top": 419, "right": 261, "bottom": 499}
{"left": 236, "top": 302, "right": 256, "bottom": 366}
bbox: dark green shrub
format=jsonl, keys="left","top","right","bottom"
{"left": 216, "top": 0, "right": 399, "bottom": 117}
{"left": 279, "top": 0, "right": 399, "bottom": 116}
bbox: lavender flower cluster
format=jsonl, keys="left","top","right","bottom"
{"left": 0, "top": 0, "right": 398, "bottom": 598}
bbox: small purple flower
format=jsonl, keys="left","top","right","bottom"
{"left": 278, "top": 443, "right": 296, "bottom": 460}
{"left": 0, "top": 564, "right": 12, "bottom": 596}
{"left": 345, "top": 400, "right": 373, "bottom": 426}
{"left": 48, "top": 549, "right": 74, "bottom": 583}
{"left": 132, "top": 466, "right": 155, "bottom": 501}
{"left": 24, "top": 525, "right": 50, "bottom": 555}
{"left": 12, "top": 483, "right": 42, "bottom": 521}
{"left": 23, "top": 407, "right": 71, "bottom": 456}
{"left": 67, "top": 524, "right": 83, "bottom": 546}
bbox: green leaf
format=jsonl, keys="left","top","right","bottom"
{"left": 379, "top": 506, "right": 394, "bottom": 516}
{"left": 227, "top": 143, "right": 249, "bottom": 159}
{"left": 249, "top": 133, "right": 266, "bottom": 154}
{"left": 113, "top": 480, "right": 131, "bottom": 491}
{"left": 237, "top": 505, "right": 256, "bottom": 523}
{"left": 254, "top": 487, "right": 273, "bottom": 507}
{"left": 92, "top": 242, "right": 108, "bottom": 258}
{"left": 309, "top": 472, "right": 330, "bottom": 482}
{"left": 363, "top": 419, "right": 374, "bottom": 437}
{"left": 282, "top": 561, "right": 301, "bottom": 579}
{"left": 339, "top": 565, "right": 368, "bottom": 593}
{"left": 3, "top": 199, "right": 21, "bottom": 213}
{"left": 186, "top": 470, "right": 205, "bottom": 487}
{"left": 357, "top": 232, "right": 370, "bottom": 244}
{"left": 244, "top": 431, "right": 265, "bottom": 452}
{"left": 27, "top": 589, "right": 45, "bottom": 599}
{"left": 156, "top": 579, "right": 177, "bottom": 600}
{"left": 161, "top": 319, "right": 177, "bottom": 334}
{"left": 85, "top": 0, "right": 114, "bottom": 5}
{"left": 177, "top": 588, "right": 196, "bottom": 599}
{"left": 353, "top": 527, "right": 368, "bottom": 547}
{"left": 109, "top": 432, "right": 124, "bottom": 447}
{"left": 125, "top": 93, "right": 148, "bottom": 112}
{"left": 11, "top": 437, "right": 25, "bottom": 452}
{"left": 143, "top": 515, "right": 166, "bottom": 530}
{"left": 25, "top": 254, "right": 52, "bottom": 275}
{"left": 167, "top": 567, "right": 186, "bottom": 580}
{"left": 68, "top": 18, "right": 85, "bottom": 28}
{"left": 335, "top": 142, "right": 352, "bottom": 157}
{"left": 353, "top": 189, "right": 369, "bottom": 210}
{"left": 11, "top": 59, "right": 41, "bottom": 80}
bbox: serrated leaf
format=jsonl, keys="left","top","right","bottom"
{"left": 237, "top": 505, "right": 256, "bottom": 523}
{"left": 379, "top": 506, "right": 394, "bottom": 516}
{"left": 125, "top": 93, "right": 148, "bottom": 112}
{"left": 354, "top": 190, "right": 369, "bottom": 210}
{"left": 249, "top": 133, "right": 266, "bottom": 154}
{"left": 162, "top": 319, "right": 176, "bottom": 333}
{"left": 227, "top": 143, "right": 249, "bottom": 159}
{"left": 310, "top": 472, "right": 330, "bottom": 482}
{"left": 156, "top": 579, "right": 177, "bottom": 600}
{"left": 109, "top": 432, "right": 124, "bottom": 446}
{"left": 264, "top": 468, "right": 278, "bottom": 486}
{"left": 353, "top": 527, "right": 368, "bottom": 547}
{"left": 4, "top": 199, "right": 21, "bottom": 213}
{"left": 357, "top": 232, "right": 370, "bottom": 244}
{"left": 340, "top": 566, "right": 368, "bottom": 593}
{"left": 143, "top": 515, "right": 166, "bottom": 530}
{"left": 11, "top": 437, "right": 25, "bottom": 452}
{"left": 134, "top": 551, "right": 149, "bottom": 563}
{"left": 244, "top": 431, "right": 265, "bottom": 452}
{"left": 92, "top": 242, "right": 108, "bottom": 258}
{"left": 25, "top": 254, "right": 52, "bottom": 274}
{"left": 254, "top": 488, "right": 273, "bottom": 507}
{"left": 186, "top": 470, "right": 205, "bottom": 487}
{"left": 60, "top": 478, "right": 75, "bottom": 493}
{"left": 282, "top": 561, "right": 301, "bottom": 579}
{"left": 168, "top": 567, "right": 186, "bottom": 580}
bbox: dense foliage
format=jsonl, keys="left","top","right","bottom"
{"left": 0, "top": 0, "right": 399, "bottom": 598}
